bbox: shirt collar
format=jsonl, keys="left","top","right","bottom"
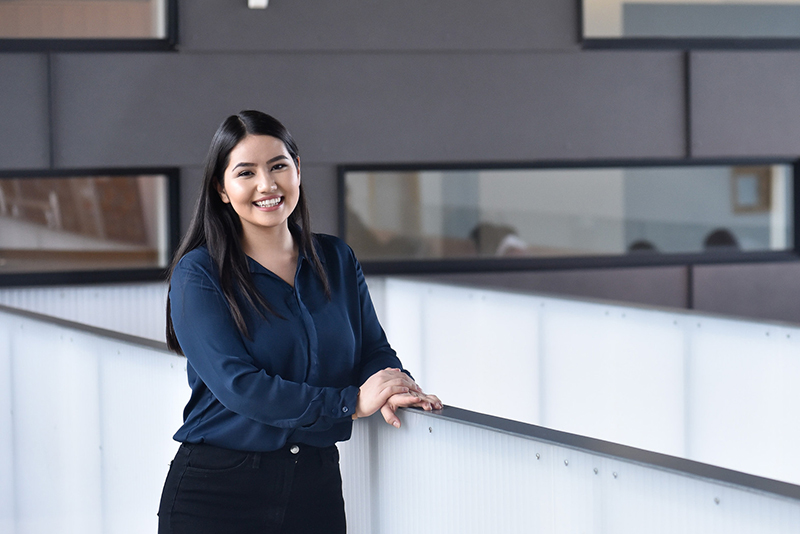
{"left": 246, "top": 240, "right": 326, "bottom": 274}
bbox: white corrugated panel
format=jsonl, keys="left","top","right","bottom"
{"left": 367, "top": 409, "right": 800, "bottom": 534}
{"left": 0, "top": 283, "right": 168, "bottom": 341}
{"left": 338, "top": 419, "right": 372, "bottom": 534}
{"left": 0, "top": 308, "right": 187, "bottom": 534}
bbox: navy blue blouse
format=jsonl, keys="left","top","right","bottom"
{"left": 169, "top": 234, "right": 405, "bottom": 451}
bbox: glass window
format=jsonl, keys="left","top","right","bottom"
{"left": 340, "top": 163, "right": 795, "bottom": 264}
{"left": 583, "top": 0, "right": 800, "bottom": 43}
{"left": 0, "top": 0, "right": 174, "bottom": 49}
{"left": 0, "top": 170, "right": 177, "bottom": 280}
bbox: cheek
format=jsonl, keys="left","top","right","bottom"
{"left": 224, "top": 181, "right": 249, "bottom": 202}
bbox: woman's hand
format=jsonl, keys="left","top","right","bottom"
{"left": 356, "top": 368, "right": 420, "bottom": 420}
{"left": 379, "top": 390, "right": 443, "bottom": 428}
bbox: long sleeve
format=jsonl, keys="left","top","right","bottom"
{"left": 171, "top": 262, "right": 358, "bottom": 430}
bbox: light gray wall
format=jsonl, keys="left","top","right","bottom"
{"left": 1, "top": 0, "right": 800, "bottom": 323}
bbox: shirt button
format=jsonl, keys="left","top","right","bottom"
{"left": 342, "top": 406, "right": 349, "bottom": 413}
{"left": 290, "top": 445, "right": 300, "bottom": 455}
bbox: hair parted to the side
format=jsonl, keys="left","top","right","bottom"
{"left": 166, "top": 110, "right": 330, "bottom": 355}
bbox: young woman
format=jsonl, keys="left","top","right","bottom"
{"left": 158, "top": 110, "right": 441, "bottom": 534}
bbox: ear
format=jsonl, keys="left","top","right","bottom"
{"left": 215, "top": 178, "right": 230, "bottom": 203}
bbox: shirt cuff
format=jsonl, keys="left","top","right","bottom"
{"left": 329, "top": 385, "right": 360, "bottom": 420}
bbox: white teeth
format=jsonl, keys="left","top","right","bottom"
{"left": 255, "top": 198, "right": 282, "bottom": 208}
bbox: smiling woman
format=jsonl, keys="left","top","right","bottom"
{"left": 157, "top": 111, "right": 441, "bottom": 534}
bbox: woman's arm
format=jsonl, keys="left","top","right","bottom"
{"left": 346, "top": 245, "right": 442, "bottom": 426}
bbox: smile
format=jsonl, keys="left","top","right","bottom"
{"left": 254, "top": 197, "right": 282, "bottom": 208}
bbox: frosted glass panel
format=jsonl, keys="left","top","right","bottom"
{"left": 374, "top": 277, "right": 800, "bottom": 486}
{"left": 0, "top": 308, "right": 187, "bottom": 534}
{"left": 540, "top": 299, "right": 686, "bottom": 455}
{"left": 422, "top": 285, "right": 541, "bottom": 423}
{"left": 688, "top": 318, "right": 800, "bottom": 484}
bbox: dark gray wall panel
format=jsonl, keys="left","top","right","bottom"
{"left": 691, "top": 52, "right": 800, "bottom": 157}
{"left": 51, "top": 54, "right": 218, "bottom": 169}
{"left": 179, "top": 0, "right": 578, "bottom": 52}
{"left": 179, "top": 165, "right": 202, "bottom": 235}
{"left": 0, "top": 54, "right": 50, "bottom": 169}
{"left": 693, "top": 262, "right": 800, "bottom": 324}
{"left": 301, "top": 163, "right": 339, "bottom": 236}
{"left": 52, "top": 50, "right": 685, "bottom": 169}
{"left": 414, "top": 266, "right": 689, "bottom": 309}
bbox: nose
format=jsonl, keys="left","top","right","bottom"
{"left": 256, "top": 172, "right": 278, "bottom": 192}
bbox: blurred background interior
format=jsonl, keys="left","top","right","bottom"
{"left": 4, "top": 1, "right": 800, "bottom": 532}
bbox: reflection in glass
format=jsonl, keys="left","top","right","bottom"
{"left": 583, "top": 1, "right": 800, "bottom": 40}
{"left": 0, "top": 0, "right": 168, "bottom": 39}
{"left": 342, "top": 164, "right": 794, "bottom": 262}
{"left": 0, "top": 174, "right": 171, "bottom": 274}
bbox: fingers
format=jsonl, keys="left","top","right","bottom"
{"left": 399, "top": 390, "right": 443, "bottom": 411}
{"left": 380, "top": 403, "right": 400, "bottom": 428}
{"left": 358, "top": 368, "right": 441, "bottom": 423}
{"left": 369, "top": 390, "right": 445, "bottom": 428}
{"left": 357, "top": 368, "right": 417, "bottom": 419}
{"left": 387, "top": 392, "right": 425, "bottom": 409}
{"left": 422, "top": 393, "right": 443, "bottom": 410}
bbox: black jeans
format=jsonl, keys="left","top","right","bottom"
{"left": 158, "top": 442, "right": 346, "bottom": 534}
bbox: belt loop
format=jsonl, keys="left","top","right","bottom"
{"left": 251, "top": 452, "right": 261, "bottom": 469}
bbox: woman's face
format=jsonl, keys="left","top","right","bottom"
{"left": 217, "top": 134, "right": 300, "bottom": 239}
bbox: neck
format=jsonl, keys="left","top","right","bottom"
{"left": 241, "top": 223, "right": 296, "bottom": 259}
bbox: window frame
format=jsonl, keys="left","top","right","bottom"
{"left": 0, "top": 166, "right": 180, "bottom": 287}
{"left": 337, "top": 158, "right": 800, "bottom": 275}
{"left": 579, "top": 0, "right": 800, "bottom": 50}
{"left": 0, "top": 0, "right": 178, "bottom": 52}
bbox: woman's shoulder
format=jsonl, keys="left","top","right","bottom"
{"left": 313, "top": 234, "right": 365, "bottom": 277}
{"left": 172, "top": 246, "right": 217, "bottom": 280}
{"left": 313, "top": 233, "right": 349, "bottom": 251}
{"left": 313, "top": 234, "right": 357, "bottom": 263}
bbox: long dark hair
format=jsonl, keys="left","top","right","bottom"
{"left": 166, "top": 110, "right": 330, "bottom": 355}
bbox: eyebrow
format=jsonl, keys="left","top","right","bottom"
{"left": 231, "top": 155, "right": 289, "bottom": 171}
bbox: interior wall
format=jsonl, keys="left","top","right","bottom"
{"left": 0, "top": 0, "right": 799, "bottom": 323}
